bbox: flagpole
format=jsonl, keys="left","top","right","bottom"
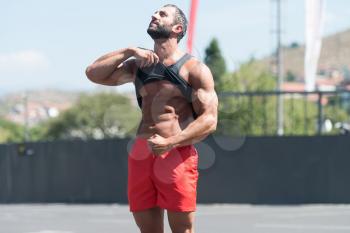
{"left": 276, "top": 0, "right": 284, "bottom": 136}
{"left": 187, "top": 0, "right": 199, "bottom": 54}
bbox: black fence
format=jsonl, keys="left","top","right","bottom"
{"left": 219, "top": 90, "right": 350, "bottom": 136}
{"left": 1, "top": 135, "right": 350, "bottom": 204}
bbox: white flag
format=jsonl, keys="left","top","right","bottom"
{"left": 305, "top": 0, "right": 325, "bottom": 91}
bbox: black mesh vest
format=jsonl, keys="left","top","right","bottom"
{"left": 134, "top": 53, "right": 197, "bottom": 118}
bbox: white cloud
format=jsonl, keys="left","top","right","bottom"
{"left": 0, "top": 50, "right": 50, "bottom": 72}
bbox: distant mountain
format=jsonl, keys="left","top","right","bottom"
{"left": 0, "top": 88, "right": 138, "bottom": 126}
{"left": 260, "top": 28, "right": 350, "bottom": 80}
{"left": 0, "top": 89, "right": 81, "bottom": 125}
{"left": 7, "top": 89, "right": 80, "bottom": 102}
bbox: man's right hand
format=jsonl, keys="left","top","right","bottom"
{"left": 132, "top": 47, "right": 159, "bottom": 68}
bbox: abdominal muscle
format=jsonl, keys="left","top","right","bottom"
{"left": 138, "top": 114, "right": 182, "bottom": 139}
{"left": 136, "top": 83, "right": 195, "bottom": 139}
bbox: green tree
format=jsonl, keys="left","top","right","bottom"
{"left": 286, "top": 71, "right": 297, "bottom": 82}
{"left": 323, "top": 95, "right": 350, "bottom": 134}
{"left": 216, "top": 60, "right": 277, "bottom": 135}
{"left": 283, "top": 98, "right": 318, "bottom": 135}
{"left": 204, "top": 38, "right": 227, "bottom": 91}
{"left": 37, "top": 92, "right": 141, "bottom": 140}
{"left": 289, "top": 42, "right": 300, "bottom": 49}
{"left": 221, "top": 60, "right": 276, "bottom": 92}
{"left": 213, "top": 58, "right": 350, "bottom": 136}
{"left": 0, "top": 118, "right": 24, "bottom": 143}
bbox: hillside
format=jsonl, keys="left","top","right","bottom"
{"left": 0, "top": 88, "right": 138, "bottom": 126}
{"left": 260, "top": 28, "right": 350, "bottom": 80}
{"left": 0, "top": 89, "right": 81, "bottom": 125}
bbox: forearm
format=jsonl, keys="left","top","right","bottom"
{"left": 170, "top": 114, "right": 217, "bottom": 147}
{"left": 86, "top": 47, "right": 135, "bottom": 81}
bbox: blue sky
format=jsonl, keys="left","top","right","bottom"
{"left": 1, "top": 0, "right": 349, "bottom": 94}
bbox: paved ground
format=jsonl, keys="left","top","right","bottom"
{"left": 1, "top": 204, "right": 350, "bottom": 233}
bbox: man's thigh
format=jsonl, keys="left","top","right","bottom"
{"left": 132, "top": 207, "right": 164, "bottom": 233}
{"left": 167, "top": 211, "right": 195, "bottom": 233}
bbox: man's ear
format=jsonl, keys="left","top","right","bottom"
{"left": 172, "top": 24, "right": 183, "bottom": 34}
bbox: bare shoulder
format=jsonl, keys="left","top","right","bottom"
{"left": 184, "top": 57, "right": 218, "bottom": 116}
{"left": 185, "top": 58, "right": 214, "bottom": 90}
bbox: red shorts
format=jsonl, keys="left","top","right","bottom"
{"left": 127, "top": 137, "right": 199, "bottom": 212}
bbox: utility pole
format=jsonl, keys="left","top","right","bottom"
{"left": 275, "top": 0, "right": 284, "bottom": 136}
{"left": 23, "top": 92, "right": 29, "bottom": 142}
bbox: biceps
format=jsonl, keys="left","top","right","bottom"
{"left": 108, "top": 67, "right": 134, "bottom": 85}
{"left": 101, "top": 62, "right": 135, "bottom": 86}
{"left": 192, "top": 89, "right": 218, "bottom": 117}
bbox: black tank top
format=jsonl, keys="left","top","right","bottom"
{"left": 134, "top": 53, "right": 198, "bottom": 118}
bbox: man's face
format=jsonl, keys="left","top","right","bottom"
{"left": 147, "top": 7, "right": 176, "bottom": 40}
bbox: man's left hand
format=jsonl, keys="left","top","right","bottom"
{"left": 147, "top": 134, "right": 174, "bottom": 156}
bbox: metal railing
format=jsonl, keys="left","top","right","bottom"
{"left": 218, "top": 90, "right": 350, "bottom": 136}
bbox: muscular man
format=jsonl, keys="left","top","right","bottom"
{"left": 86, "top": 4, "right": 218, "bottom": 233}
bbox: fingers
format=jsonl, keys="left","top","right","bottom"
{"left": 136, "top": 48, "right": 159, "bottom": 68}
{"left": 153, "top": 150, "right": 164, "bottom": 156}
{"left": 140, "top": 59, "right": 145, "bottom": 68}
{"left": 150, "top": 144, "right": 170, "bottom": 155}
{"left": 151, "top": 147, "right": 167, "bottom": 156}
{"left": 148, "top": 53, "right": 154, "bottom": 66}
{"left": 147, "top": 134, "right": 169, "bottom": 156}
{"left": 153, "top": 53, "right": 159, "bottom": 64}
{"left": 143, "top": 52, "right": 155, "bottom": 67}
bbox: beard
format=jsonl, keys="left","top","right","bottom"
{"left": 147, "top": 24, "right": 172, "bottom": 40}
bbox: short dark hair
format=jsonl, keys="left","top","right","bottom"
{"left": 163, "top": 4, "right": 188, "bottom": 43}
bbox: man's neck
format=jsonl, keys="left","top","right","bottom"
{"left": 154, "top": 39, "right": 180, "bottom": 62}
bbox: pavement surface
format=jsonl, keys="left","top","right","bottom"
{"left": 1, "top": 204, "right": 350, "bottom": 233}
